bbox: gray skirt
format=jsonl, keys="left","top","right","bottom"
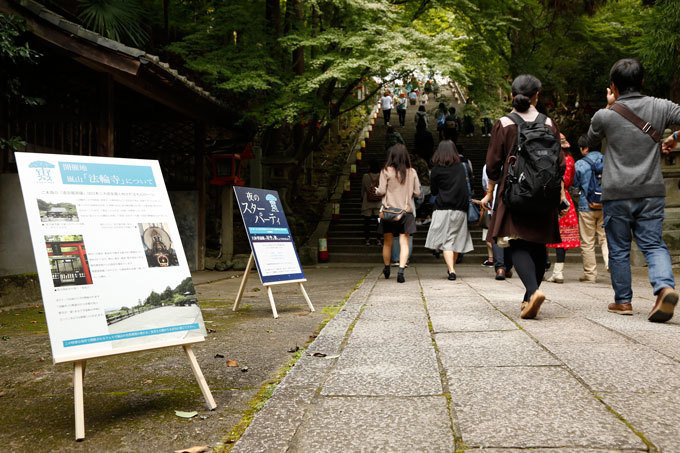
{"left": 424, "top": 209, "right": 474, "bottom": 253}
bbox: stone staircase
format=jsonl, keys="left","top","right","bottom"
{"left": 326, "top": 96, "right": 491, "bottom": 264}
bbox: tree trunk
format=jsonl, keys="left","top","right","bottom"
{"left": 310, "top": 6, "right": 319, "bottom": 60}
{"left": 670, "top": 72, "right": 680, "bottom": 104}
{"left": 292, "top": 0, "right": 304, "bottom": 76}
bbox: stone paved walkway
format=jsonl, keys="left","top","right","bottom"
{"left": 232, "top": 263, "right": 680, "bottom": 452}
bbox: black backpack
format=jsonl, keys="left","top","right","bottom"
{"left": 502, "top": 113, "right": 562, "bottom": 213}
{"left": 444, "top": 114, "right": 459, "bottom": 131}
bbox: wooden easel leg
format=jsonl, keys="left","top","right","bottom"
{"left": 233, "top": 253, "right": 254, "bottom": 311}
{"left": 73, "top": 360, "right": 86, "bottom": 441}
{"left": 183, "top": 345, "right": 217, "bottom": 410}
{"left": 299, "top": 282, "right": 315, "bottom": 312}
{"left": 266, "top": 286, "right": 279, "bottom": 319}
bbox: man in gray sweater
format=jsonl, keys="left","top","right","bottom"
{"left": 588, "top": 58, "right": 680, "bottom": 323}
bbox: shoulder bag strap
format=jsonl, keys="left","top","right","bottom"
{"left": 505, "top": 112, "right": 525, "bottom": 156}
{"left": 610, "top": 103, "right": 661, "bottom": 143}
{"left": 581, "top": 156, "right": 594, "bottom": 168}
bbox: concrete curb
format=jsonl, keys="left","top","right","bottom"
{"left": 230, "top": 268, "right": 379, "bottom": 452}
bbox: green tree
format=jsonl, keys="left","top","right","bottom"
{"left": 167, "top": 0, "right": 463, "bottom": 206}
{"left": 161, "top": 285, "right": 173, "bottom": 301}
{"left": 632, "top": 0, "right": 680, "bottom": 102}
{"left": 146, "top": 291, "right": 161, "bottom": 306}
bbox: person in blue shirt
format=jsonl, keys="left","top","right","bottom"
{"left": 573, "top": 135, "right": 608, "bottom": 283}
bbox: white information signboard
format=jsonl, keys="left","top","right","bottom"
{"left": 15, "top": 152, "right": 215, "bottom": 439}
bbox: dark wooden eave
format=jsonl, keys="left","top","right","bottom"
{"left": 0, "top": 0, "right": 233, "bottom": 124}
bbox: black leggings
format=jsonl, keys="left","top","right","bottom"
{"left": 383, "top": 109, "right": 392, "bottom": 124}
{"left": 510, "top": 239, "right": 547, "bottom": 302}
{"left": 555, "top": 247, "right": 566, "bottom": 263}
{"left": 397, "top": 109, "right": 406, "bottom": 126}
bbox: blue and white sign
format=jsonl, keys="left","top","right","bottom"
{"left": 15, "top": 152, "right": 206, "bottom": 363}
{"left": 234, "top": 186, "right": 306, "bottom": 285}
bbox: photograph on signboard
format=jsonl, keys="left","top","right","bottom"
{"left": 102, "top": 276, "right": 205, "bottom": 349}
{"left": 45, "top": 234, "right": 93, "bottom": 287}
{"left": 37, "top": 197, "right": 79, "bottom": 222}
{"left": 138, "top": 223, "right": 179, "bottom": 268}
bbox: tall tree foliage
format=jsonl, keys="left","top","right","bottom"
{"left": 633, "top": 0, "right": 680, "bottom": 102}
{"left": 165, "top": 0, "right": 464, "bottom": 204}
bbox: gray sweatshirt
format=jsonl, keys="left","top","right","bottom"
{"left": 587, "top": 92, "right": 680, "bottom": 201}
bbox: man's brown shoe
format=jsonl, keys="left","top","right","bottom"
{"left": 608, "top": 302, "right": 632, "bottom": 315}
{"left": 648, "top": 287, "right": 679, "bottom": 323}
{"left": 521, "top": 290, "right": 545, "bottom": 319}
{"left": 495, "top": 269, "right": 506, "bottom": 280}
{"left": 506, "top": 269, "right": 513, "bottom": 278}
{"left": 579, "top": 275, "right": 596, "bottom": 283}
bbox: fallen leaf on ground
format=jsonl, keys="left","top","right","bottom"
{"left": 323, "top": 355, "right": 340, "bottom": 359}
{"left": 241, "top": 366, "right": 249, "bottom": 372}
{"left": 32, "top": 371, "right": 41, "bottom": 375}
{"left": 31, "top": 320, "right": 37, "bottom": 324}
{"left": 226, "top": 360, "right": 239, "bottom": 367}
{"left": 252, "top": 287, "right": 261, "bottom": 292}
{"left": 214, "top": 353, "right": 224, "bottom": 359}
{"left": 39, "top": 357, "right": 45, "bottom": 362}
{"left": 266, "top": 329, "right": 274, "bottom": 333}
{"left": 309, "top": 335, "right": 317, "bottom": 339}
{"left": 207, "top": 328, "right": 217, "bottom": 334}
{"left": 312, "top": 352, "right": 327, "bottom": 357}
{"left": 173, "top": 445, "right": 208, "bottom": 453}
{"left": 288, "top": 346, "right": 300, "bottom": 353}
{"left": 144, "top": 379, "right": 153, "bottom": 384}
{"left": 296, "top": 312, "right": 309, "bottom": 316}
{"left": 0, "top": 391, "right": 6, "bottom": 397}
{"left": 174, "top": 410, "right": 198, "bottom": 419}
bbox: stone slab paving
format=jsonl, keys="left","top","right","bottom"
{"left": 232, "top": 263, "right": 680, "bottom": 451}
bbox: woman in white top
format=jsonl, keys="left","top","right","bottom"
{"left": 375, "top": 144, "right": 421, "bottom": 283}
{"left": 380, "top": 91, "right": 394, "bottom": 125}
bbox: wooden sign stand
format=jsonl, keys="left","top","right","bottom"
{"left": 69, "top": 341, "right": 216, "bottom": 441}
{"left": 232, "top": 253, "right": 315, "bottom": 318}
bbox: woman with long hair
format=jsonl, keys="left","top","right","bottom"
{"left": 376, "top": 144, "right": 421, "bottom": 283}
{"left": 481, "top": 74, "right": 567, "bottom": 319}
{"left": 425, "top": 140, "right": 474, "bottom": 280}
{"left": 545, "top": 134, "right": 581, "bottom": 283}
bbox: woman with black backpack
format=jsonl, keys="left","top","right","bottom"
{"left": 480, "top": 74, "right": 568, "bottom": 319}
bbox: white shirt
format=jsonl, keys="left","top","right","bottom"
{"left": 380, "top": 96, "right": 394, "bottom": 110}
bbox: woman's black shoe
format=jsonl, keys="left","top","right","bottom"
{"left": 383, "top": 266, "right": 390, "bottom": 279}
{"left": 397, "top": 273, "right": 405, "bottom": 283}
{"left": 448, "top": 272, "right": 457, "bottom": 281}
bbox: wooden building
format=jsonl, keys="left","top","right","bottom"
{"left": 0, "top": 0, "right": 241, "bottom": 274}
